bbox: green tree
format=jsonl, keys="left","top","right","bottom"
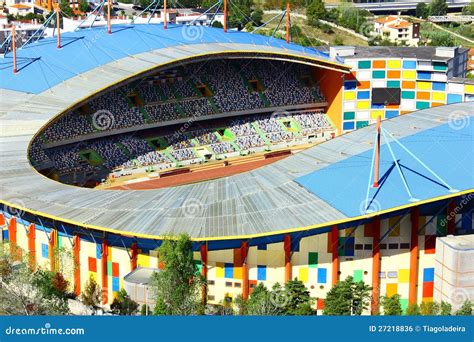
{"left": 244, "top": 21, "right": 254, "bottom": 32}
{"left": 250, "top": 9, "right": 263, "bottom": 26}
{"left": 110, "top": 289, "right": 139, "bottom": 315}
{"left": 463, "top": 2, "right": 474, "bottom": 15}
{"left": 246, "top": 283, "right": 281, "bottom": 315}
{"left": 306, "top": 0, "right": 327, "bottom": 26}
{"left": 150, "top": 234, "right": 204, "bottom": 315}
{"left": 80, "top": 275, "right": 101, "bottom": 310}
{"left": 440, "top": 301, "right": 452, "bottom": 315}
{"left": 59, "top": 0, "right": 74, "bottom": 17}
{"left": 428, "top": 32, "right": 455, "bottom": 47}
{"left": 381, "top": 294, "right": 403, "bottom": 315}
{"left": 420, "top": 301, "right": 440, "bottom": 315}
{"left": 455, "top": 300, "right": 473, "bottom": 316}
{"left": 406, "top": 303, "right": 421, "bottom": 315}
{"left": 34, "top": 270, "right": 70, "bottom": 300}
{"left": 324, "top": 276, "right": 371, "bottom": 315}
{"left": 212, "top": 21, "right": 223, "bottom": 28}
{"left": 79, "top": 0, "right": 89, "bottom": 13}
{"left": 416, "top": 2, "right": 429, "bottom": 19}
{"left": 140, "top": 304, "right": 150, "bottom": 315}
{"left": 283, "top": 279, "right": 315, "bottom": 315}
{"left": 429, "top": 0, "right": 448, "bottom": 16}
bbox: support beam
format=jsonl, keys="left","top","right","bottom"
{"left": 49, "top": 228, "right": 57, "bottom": 272}
{"left": 200, "top": 243, "right": 208, "bottom": 304}
{"left": 409, "top": 207, "right": 420, "bottom": 305}
{"left": 371, "top": 217, "right": 381, "bottom": 315}
{"left": 48, "top": 0, "right": 52, "bottom": 11}
{"left": 101, "top": 239, "right": 108, "bottom": 304}
{"left": 284, "top": 234, "right": 292, "bottom": 282}
{"left": 8, "top": 217, "right": 17, "bottom": 257}
{"left": 12, "top": 25, "right": 17, "bottom": 74}
{"left": 447, "top": 201, "right": 456, "bottom": 235}
{"left": 131, "top": 242, "right": 138, "bottom": 271}
{"left": 73, "top": 234, "right": 81, "bottom": 297}
{"left": 241, "top": 241, "right": 249, "bottom": 300}
{"left": 28, "top": 223, "right": 36, "bottom": 271}
{"left": 56, "top": 6, "right": 61, "bottom": 48}
{"left": 107, "top": 0, "right": 111, "bottom": 34}
{"left": 285, "top": 1, "right": 290, "bottom": 44}
{"left": 330, "top": 225, "right": 339, "bottom": 285}
{"left": 373, "top": 115, "right": 381, "bottom": 188}
{"left": 223, "top": 0, "right": 227, "bottom": 32}
{"left": 163, "top": 0, "right": 167, "bottom": 29}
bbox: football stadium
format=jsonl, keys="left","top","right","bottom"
{"left": 0, "top": 14, "right": 473, "bottom": 315}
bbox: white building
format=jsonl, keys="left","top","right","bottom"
{"left": 373, "top": 16, "right": 420, "bottom": 46}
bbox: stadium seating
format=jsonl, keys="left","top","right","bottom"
{"left": 39, "top": 59, "right": 326, "bottom": 144}
{"left": 33, "top": 110, "right": 332, "bottom": 175}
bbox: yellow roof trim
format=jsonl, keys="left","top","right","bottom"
{"left": 1, "top": 189, "right": 472, "bottom": 242}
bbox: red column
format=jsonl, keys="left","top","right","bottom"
{"left": 28, "top": 224, "right": 36, "bottom": 271}
{"left": 331, "top": 225, "right": 339, "bottom": 285}
{"left": 284, "top": 234, "right": 292, "bottom": 282}
{"left": 49, "top": 228, "right": 57, "bottom": 272}
{"left": 371, "top": 217, "right": 381, "bottom": 315}
{"left": 8, "top": 216, "right": 16, "bottom": 249}
{"left": 409, "top": 207, "right": 420, "bottom": 305}
{"left": 241, "top": 241, "right": 249, "bottom": 300}
{"left": 447, "top": 201, "right": 456, "bottom": 235}
{"left": 131, "top": 242, "right": 138, "bottom": 271}
{"left": 73, "top": 235, "right": 81, "bottom": 297}
{"left": 200, "top": 244, "right": 208, "bottom": 304}
{"left": 101, "top": 239, "right": 108, "bottom": 304}
{"left": 0, "top": 213, "right": 5, "bottom": 226}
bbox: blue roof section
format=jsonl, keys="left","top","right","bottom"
{"left": 295, "top": 122, "right": 474, "bottom": 217}
{"left": 0, "top": 23, "right": 336, "bottom": 94}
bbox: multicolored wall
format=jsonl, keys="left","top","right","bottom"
{"left": 340, "top": 57, "right": 474, "bottom": 132}
{"left": 2, "top": 200, "right": 472, "bottom": 313}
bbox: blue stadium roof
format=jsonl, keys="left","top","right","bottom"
{"left": 0, "top": 23, "right": 345, "bottom": 94}
{"left": 296, "top": 122, "right": 474, "bottom": 217}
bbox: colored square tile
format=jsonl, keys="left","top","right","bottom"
{"left": 402, "top": 71, "right": 416, "bottom": 79}
{"left": 358, "top": 60, "right": 371, "bottom": 69}
{"left": 343, "top": 121, "right": 355, "bottom": 131}
{"left": 343, "top": 112, "right": 355, "bottom": 120}
{"left": 398, "top": 269, "right": 409, "bottom": 283}
{"left": 257, "top": 265, "right": 266, "bottom": 281}
{"left": 372, "top": 70, "right": 386, "bottom": 79}
{"left": 317, "top": 298, "right": 325, "bottom": 310}
{"left": 308, "top": 252, "right": 318, "bottom": 268}
{"left": 357, "top": 101, "right": 370, "bottom": 109}
{"left": 402, "top": 60, "right": 416, "bottom": 69}
{"left": 373, "top": 60, "right": 386, "bottom": 69}
{"left": 344, "top": 91, "right": 356, "bottom": 100}
{"left": 216, "top": 262, "right": 224, "bottom": 278}
{"left": 387, "top": 80, "right": 400, "bottom": 88}
{"left": 224, "top": 263, "right": 233, "bottom": 278}
{"left": 416, "top": 92, "right": 430, "bottom": 100}
{"left": 417, "top": 71, "right": 431, "bottom": 80}
{"left": 298, "top": 267, "right": 308, "bottom": 282}
{"left": 386, "top": 283, "right": 398, "bottom": 297}
{"left": 416, "top": 101, "right": 430, "bottom": 110}
{"left": 41, "top": 243, "right": 48, "bottom": 259}
{"left": 447, "top": 94, "right": 462, "bottom": 104}
{"left": 388, "top": 60, "right": 401, "bottom": 69}
{"left": 112, "top": 277, "right": 120, "bottom": 292}
{"left": 432, "top": 82, "right": 446, "bottom": 91}
{"left": 387, "top": 71, "right": 401, "bottom": 79}
{"left": 402, "top": 81, "right": 416, "bottom": 89}
{"left": 385, "top": 110, "right": 399, "bottom": 119}
{"left": 317, "top": 268, "right": 327, "bottom": 284}
{"left": 88, "top": 256, "right": 97, "bottom": 273}
{"left": 353, "top": 270, "right": 363, "bottom": 282}
{"left": 112, "top": 262, "right": 119, "bottom": 277}
{"left": 432, "top": 92, "right": 446, "bottom": 102}
{"left": 423, "top": 282, "right": 434, "bottom": 298}
{"left": 357, "top": 91, "right": 370, "bottom": 100}
{"left": 423, "top": 268, "right": 435, "bottom": 282}
{"left": 417, "top": 82, "right": 431, "bottom": 90}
